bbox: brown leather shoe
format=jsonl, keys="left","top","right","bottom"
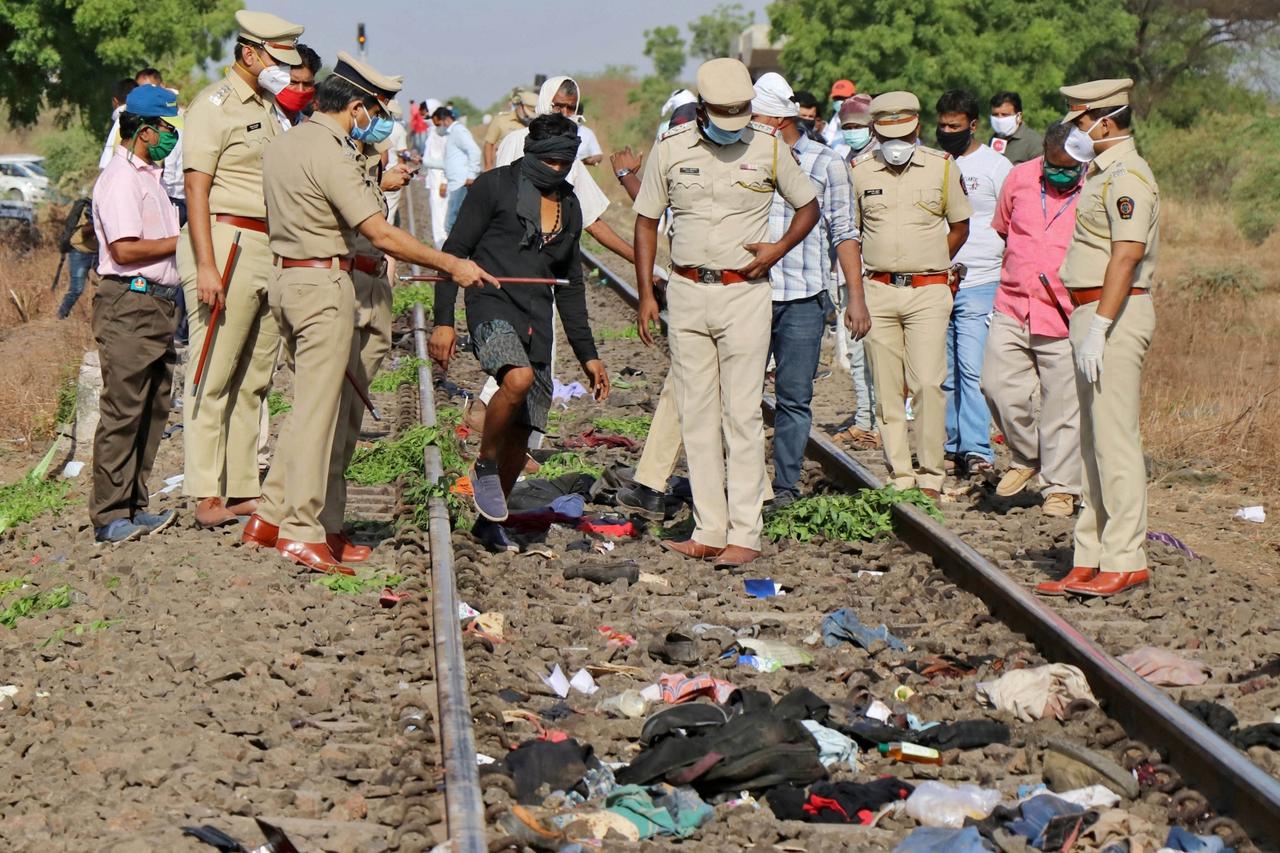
{"left": 194, "top": 497, "right": 237, "bottom": 528}
{"left": 1064, "top": 569, "right": 1150, "bottom": 597}
{"left": 326, "top": 532, "right": 372, "bottom": 563}
{"left": 713, "top": 545, "right": 762, "bottom": 571}
{"left": 241, "top": 514, "right": 279, "bottom": 549}
{"left": 1035, "top": 566, "right": 1098, "bottom": 596}
{"left": 660, "top": 539, "right": 725, "bottom": 560}
{"left": 919, "top": 488, "right": 941, "bottom": 500}
{"left": 225, "top": 497, "right": 260, "bottom": 516}
{"left": 277, "top": 539, "right": 356, "bottom": 576}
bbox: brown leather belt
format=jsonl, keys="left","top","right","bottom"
{"left": 1068, "top": 286, "right": 1146, "bottom": 307}
{"left": 354, "top": 253, "right": 386, "bottom": 277}
{"left": 277, "top": 256, "right": 354, "bottom": 272}
{"left": 671, "top": 264, "right": 751, "bottom": 285}
{"left": 214, "top": 214, "right": 268, "bottom": 234}
{"left": 868, "top": 270, "right": 952, "bottom": 288}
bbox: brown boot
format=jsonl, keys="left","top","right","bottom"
{"left": 1064, "top": 569, "right": 1150, "bottom": 597}
{"left": 326, "top": 532, "right": 371, "bottom": 563}
{"left": 277, "top": 539, "right": 356, "bottom": 576}
{"left": 194, "top": 497, "right": 237, "bottom": 528}
{"left": 1035, "top": 566, "right": 1097, "bottom": 596}
{"left": 712, "top": 545, "right": 762, "bottom": 571}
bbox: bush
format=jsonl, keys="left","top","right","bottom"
{"left": 37, "top": 121, "right": 101, "bottom": 196}
{"left": 1230, "top": 146, "right": 1280, "bottom": 245}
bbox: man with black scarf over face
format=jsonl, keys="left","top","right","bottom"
{"left": 430, "top": 114, "right": 610, "bottom": 551}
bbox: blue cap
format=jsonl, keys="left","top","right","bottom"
{"left": 125, "top": 85, "right": 179, "bottom": 120}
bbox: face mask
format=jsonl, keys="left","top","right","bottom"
{"left": 1065, "top": 107, "right": 1130, "bottom": 164}
{"left": 832, "top": 99, "right": 845, "bottom": 112}
{"left": 936, "top": 126, "right": 972, "bottom": 156}
{"left": 363, "top": 115, "right": 396, "bottom": 144}
{"left": 842, "top": 127, "right": 871, "bottom": 149}
{"left": 796, "top": 117, "right": 816, "bottom": 136}
{"left": 1043, "top": 162, "right": 1083, "bottom": 190}
{"left": 990, "top": 114, "right": 1019, "bottom": 137}
{"left": 880, "top": 139, "right": 915, "bottom": 166}
{"left": 350, "top": 105, "right": 376, "bottom": 142}
{"left": 257, "top": 63, "right": 291, "bottom": 96}
{"left": 701, "top": 118, "right": 745, "bottom": 146}
{"left": 143, "top": 127, "right": 179, "bottom": 162}
{"left": 521, "top": 153, "right": 570, "bottom": 192}
{"left": 276, "top": 87, "right": 314, "bottom": 114}
{"left": 435, "top": 122, "right": 451, "bottom": 136}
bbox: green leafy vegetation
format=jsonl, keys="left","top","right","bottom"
{"left": 592, "top": 415, "right": 652, "bottom": 439}
{"left": 596, "top": 325, "right": 640, "bottom": 341}
{"left": 313, "top": 571, "right": 404, "bottom": 595}
{"left": 347, "top": 408, "right": 465, "bottom": 487}
{"left": 763, "top": 488, "right": 944, "bottom": 544}
{"left": 537, "top": 452, "right": 603, "bottom": 480}
{"left": 392, "top": 282, "right": 435, "bottom": 317}
{"left": 1, "top": 584, "right": 71, "bottom": 629}
{"left": 0, "top": 443, "right": 71, "bottom": 535}
{"left": 267, "top": 390, "right": 293, "bottom": 417}
{"left": 1177, "top": 265, "right": 1261, "bottom": 302}
{"left": 370, "top": 357, "right": 426, "bottom": 393}
{"left": 0, "top": 577, "right": 31, "bottom": 597}
{"left": 53, "top": 376, "right": 77, "bottom": 425}
{"left": 41, "top": 618, "right": 119, "bottom": 647}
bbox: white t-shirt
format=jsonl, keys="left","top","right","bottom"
{"left": 99, "top": 107, "right": 124, "bottom": 170}
{"left": 495, "top": 126, "right": 609, "bottom": 227}
{"left": 576, "top": 124, "right": 603, "bottom": 161}
{"left": 954, "top": 143, "right": 1013, "bottom": 288}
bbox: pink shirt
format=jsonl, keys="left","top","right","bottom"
{"left": 991, "top": 156, "right": 1081, "bottom": 338}
{"left": 92, "top": 146, "right": 180, "bottom": 284}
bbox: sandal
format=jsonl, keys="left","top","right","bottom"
{"left": 646, "top": 630, "right": 700, "bottom": 666}
{"left": 833, "top": 426, "right": 882, "bottom": 450}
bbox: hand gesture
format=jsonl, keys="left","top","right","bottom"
{"left": 609, "top": 146, "right": 642, "bottom": 175}
{"left": 450, "top": 259, "right": 500, "bottom": 289}
{"left": 583, "top": 359, "right": 610, "bottom": 401}
{"left": 428, "top": 326, "right": 457, "bottom": 371}
{"left": 739, "top": 242, "right": 785, "bottom": 280}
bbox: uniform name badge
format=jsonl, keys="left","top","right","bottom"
{"left": 128, "top": 276, "right": 149, "bottom": 293}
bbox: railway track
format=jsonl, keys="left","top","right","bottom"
{"left": 397, "top": 181, "right": 1279, "bottom": 851}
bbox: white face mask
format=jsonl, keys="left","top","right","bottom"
{"left": 880, "top": 139, "right": 915, "bottom": 166}
{"left": 990, "top": 113, "right": 1019, "bottom": 137}
{"left": 1064, "top": 107, "right": 1130, "bottom": 164}
{"left": 257, "top": 63, "right": 291, "bottom": 96}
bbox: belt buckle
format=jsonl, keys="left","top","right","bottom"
{"left": 697, "top": 268, "right": 721, "bottom": 284}
{"left": 891, "top": 273, "right": 912, "bottom": 288}
{"left": 128, "top": 276, "right": 149, "bottom": 293}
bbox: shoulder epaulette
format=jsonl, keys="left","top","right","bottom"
{"left": 208, "top": 83, "right": 232, "bottom": 107}
{"left": 917, "top": 145, "right": 950, "bottom": 160}
{"left": 659, "top": 121, "right": 697, "bottom": 141}
{"left": 851, "top": 149, "right": 878, "bottom": 168}
{"left": 747, "top": 120, "right": 778, "bottom": 136}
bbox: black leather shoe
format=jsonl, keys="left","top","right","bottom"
{"left": 617, "top": 481, "right": 666, "bottom": 519}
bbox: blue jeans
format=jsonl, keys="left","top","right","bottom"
{"left": 769, "top": 293, "right": 827, "bottom": 496}
{"left": 944, "top": 282, "right": 998, "bottom": 462}
{"left": 58, "top": 249, "right": 96, "bottom": 318}
{"left": 444, "top": 185, "right": 468, "bottom": 234}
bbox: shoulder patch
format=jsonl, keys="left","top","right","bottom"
{"left": 208, "top": 84, "right": 232, "bottom": 107}
{"left": 747, "top": 120, "right": 778, "bottom": 137}
{"left": 1116, "top": 196, "right": 1135, "bottom": 219}
{"left": 851, "top": 149, "right": 878, "bottom": 167}
{"left": 1110, "top": 164, "right": 1128, "bottom": 178}
{"left": 917, "top": 145, "right": 949, "bottom": 160}
{"left": 659, "top": 121, "right": 697, "bottom": 141}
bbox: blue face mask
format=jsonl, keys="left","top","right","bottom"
{"left": 363, "top": 115, "right": 396, "bottom": 144}
{"left": 701, "top": 117, "right": 745, "bottom": 146}
{"left": 350, "top": 105, "right": 375, "bottom": 142}
{"left": 842, "top": 127, "right": 871, "bottom": 149}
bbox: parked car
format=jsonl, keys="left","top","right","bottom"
{"left": 0, "top": 155, "right": 49, "bottom": 203}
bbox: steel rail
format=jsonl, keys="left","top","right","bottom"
{"left": 581, "top": 247, "right": 1280, "bottom": 845}
{"left": 405, "top": 186, "right": 487, "bottom": 852}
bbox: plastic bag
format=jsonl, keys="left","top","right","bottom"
{"left": 905, "top": 781, "right": 1002, "bottom": 828}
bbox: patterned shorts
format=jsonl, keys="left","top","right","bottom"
{"left": 470, "top": 319, "right": 552, "bottom": 432}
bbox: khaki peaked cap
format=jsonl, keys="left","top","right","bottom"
{"left": 869, "top": 91, "right": 920, "bottom": 138}
{"left": 332, "top": 51, "right": 403, "bottom": 104}
{"left": 235, "top": 10, "right": 304, "bottom": 65}
{"left": 1061, "top": 78, "right": 1133, "bottom": 123}
{"left": 696, "top": 58, "right": 756, "bottom": 131}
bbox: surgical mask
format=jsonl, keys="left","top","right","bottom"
{"left": 832, "top": 98, "right": 845, "bottom": 113}
{"left": 936, "top": 126, "right": 972, "bottom": 156}
{"left": 362, "top": 115, "right": 396, "bottom": 144}
{"left": 257, "top": 63, "right": 291, "bottom": 96}
{"left": 350, "top": 105, "right": 376, "bottom": 142}
{"left": 880, "top": 139, "right": 915, "bottom": 166}
{"left": 1065, "top": 107, "right": 1130, "bottom": 164}
{"left": 143, "top": 126, "right": 179, "bottom": 162}
{"left": 1043, "top": 162, "right": 1084, "bottom": 190}
{"left": 842, "top": 127, "right": 871, "bottom": 149}
{"left": 701, "top": 118, "right": 745, "bottom": 146}
{"left": 275, "top": 87, "right": 314, "bottom": 114}
{"left": 990, "top": 114, "right": 1019, "bottom": 137}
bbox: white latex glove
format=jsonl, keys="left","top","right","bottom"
{"left": 1076, "top": 313, "right": 1113, "bottom": 383}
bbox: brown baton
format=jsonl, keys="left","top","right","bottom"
{"left": 192, "top": 231, "right": 243, "bottom": 394}
{"left": 1038, "top": 273, "right": 1072, "bottom": 328}
{"left": 345, "top": 368, "right": 382, "bottom": 422}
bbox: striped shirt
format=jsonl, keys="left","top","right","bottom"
{"left": 768, "top": 134, "right": 859, "bottom": 302}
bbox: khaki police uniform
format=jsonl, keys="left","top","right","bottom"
{"left": 484, "top": 111, "right": 526, "bottom": 148}
{"left": 853, "top": 92, "right": 972, "bottom": 492}
{"left": 179, "top": 10, "right": 303, "bottom": 501}
{"left": 634, "top": 58, "right": 817, "bottom": 551}
{"left": 1059, "top": 79, "right": 1158, "bottom": 574}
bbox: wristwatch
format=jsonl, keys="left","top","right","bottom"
{"left": 615, "top": 168, "right": 633, "bottom": 179}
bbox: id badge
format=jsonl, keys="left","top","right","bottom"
{"left": 128, "top": 276, "right": 148, "bottom": 293}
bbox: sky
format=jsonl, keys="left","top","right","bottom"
{"left": 258, "top": 0, "right": 772, "bottom": 110}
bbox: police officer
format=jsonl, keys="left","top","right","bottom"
{"left": 251, "top": 54, "right": 494, "bottom": 573}
{"left": 633, "top": 57, "right": 819, "bottom": 571}
{"left": 180, "top": 10, "right": 304, "bottom": 529}
{"left": 483, "top": 88, "right": 535, "bottom": 170}
{"left": 851, "top": 92, "right": 972, "bottom": 499}
{"left": 1036, "top": 79, "right": 1157, "bottom": 599}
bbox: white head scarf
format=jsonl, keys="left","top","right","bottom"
{"left": 536, "top": 75, "right": 579, "bottom": 117}
{"left": 661, "top": 88, "right": 697, "bottom": 117}
{"left": 751, "top": 72, "right": 798, "bottom": 118}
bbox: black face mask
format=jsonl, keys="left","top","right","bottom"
{"left": 797, "top": 117, "right": 816, "bottom": 136}
{"left": 936, "top": 127, "right": 972, "bottom": 156}
{"left": 520, "top": 153, "right": 569, "bottom": 192}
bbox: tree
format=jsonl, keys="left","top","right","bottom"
{"left": 0, "top": 0, "right": 242, "bottom": 129}
{"left": 445, "top": 95, "right": 480, "bottom": 120}
{"left": 768, "top": 0, "right": 1136, "bottom": 129}
{"left": 643, "top": 25, "right": 686, "bottom": 81}
{"left": 689, "top": 3, "right": 755, "bottom": 61}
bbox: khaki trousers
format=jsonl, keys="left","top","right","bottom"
{"left": 319, "top": 269, "right": 393, "bottom": 532}
{"left": 258, "top": 267, "right": 357, "bottom": 542}
{"left": 179, "top": 219, "right": 281, "bottom": 498}
{"left": 980, "top": 312, "right": 1081, "bottom": 496}
{"left": 666, "top": 274, "right": 771, "bottom": 550}
{"left": 89, "top": 280, "right": 178, "bottom": 527}
{"left": 1069, "top": 295, "right": 1155, "bottom": 573}
{"left": 633, "top": 371, "right": 682, "bottom": 492}
{"left": 863, "top": 280, "right": 952, "bottom": 491}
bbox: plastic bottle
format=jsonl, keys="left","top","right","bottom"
{"left": 878, "top": 741, "right": 943, "bottom": 765}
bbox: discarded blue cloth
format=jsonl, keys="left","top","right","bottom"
{"left": 1005, "top": 794, "right": 1084, "bottom": 847}
{"left": 893, "top": 825, "right": 993, "bottom": 853}
{"left": 744, "top": 579, "right": 783, "bottom": 598}
{"left": 604, "top": 784, "right": 712, "bottom": 839}
{"left": 1164, "top": 826, "right": 1229, "bottom": 853}
{"left": 822, "top": 608, "right": 908, "bottom": 652}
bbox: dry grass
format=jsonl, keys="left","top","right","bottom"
{"left": 1141, "top": 199, "right": 1280, "bottom": 484}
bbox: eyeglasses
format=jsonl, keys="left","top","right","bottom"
{"left": 550, "top": 101, "right": 577, "bottom": 113}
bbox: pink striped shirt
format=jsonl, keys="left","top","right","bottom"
{"left": 991, "top": 156, "right": 1081, "bottom": 338}
{"left": 92, "top": 146, "right": 180, "bottom": 284}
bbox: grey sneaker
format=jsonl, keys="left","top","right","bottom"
{"left": 133, "top": 509, "right": 178, "bottom": 535}
{"left": 472, "top": 517, "right": 517, "bottom": 553}
{"left": 94, "top": 518, "right": 145, "bottom": 545}
{"left": 470, "top": 459, "right": 508, "bottom": 522}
